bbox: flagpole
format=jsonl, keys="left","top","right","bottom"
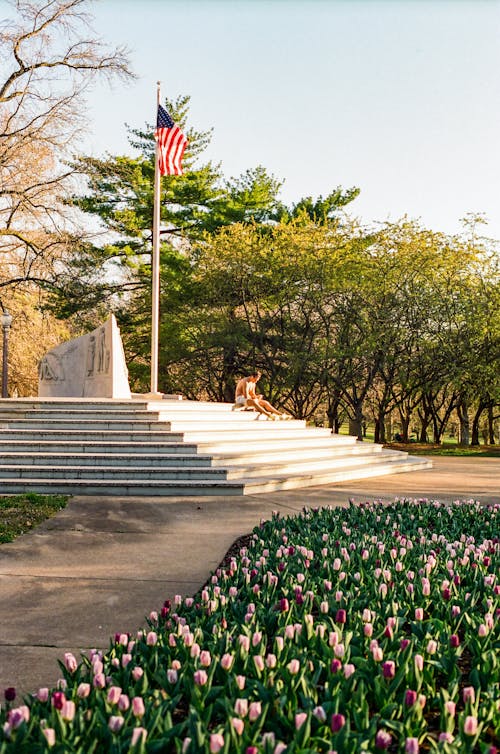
{"left": 150, "top": 81, "right": 161, "bottom": 397}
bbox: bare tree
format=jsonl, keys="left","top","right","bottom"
{"left": 0, "top": 0, "right": 134, "bottom": 291}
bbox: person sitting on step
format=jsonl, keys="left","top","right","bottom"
{"left": 234, "top": 372, "right": 292, "bottom": 420}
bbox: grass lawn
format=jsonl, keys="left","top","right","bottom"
{"left": 0, "top": 493, "right": 69, "bottom": 544}
{"left": 383, "top": 443, "right": 500, "bottom": 458}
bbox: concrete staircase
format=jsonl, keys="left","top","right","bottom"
{"left": 0, "top": 398, "right": 432, "bottom": 496}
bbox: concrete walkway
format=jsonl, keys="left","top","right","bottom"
{"left": 0, "top": 456, "right": 498, "bottom": 695}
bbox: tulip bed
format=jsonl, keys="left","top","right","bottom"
{"left": 1, "top": 498, "right": 499, "bottom": 754}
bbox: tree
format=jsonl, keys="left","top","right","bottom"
{"left": 0, "top": 0, "right": 134, "bottom": 296}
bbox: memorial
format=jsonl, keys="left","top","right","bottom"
{"left": 38, "top": 314, "right": 131, "bottom": 398}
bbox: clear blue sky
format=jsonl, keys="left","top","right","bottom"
{"left": 50, "top": 1, "right": 500, "bottom": 241}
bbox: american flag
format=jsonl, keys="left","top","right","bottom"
{"left": 155, "top": 104, "right": 188, "bottom": 176}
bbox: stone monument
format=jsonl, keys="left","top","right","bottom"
{"left": 38, "top": 314, "right": 131, "bottom": 398}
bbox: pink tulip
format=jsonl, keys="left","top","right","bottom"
{"left": 37, "top": 688, "right": 49, "bottom": 702}
{"left": 295, "top": 712, "right": 307, "bottom": 729}
{"left": 249, "top": 701, "right": 262, "bottom": 721}
{"left": 343, "top": 663, "right": 355, "bottom": 679}
{"left": 231, "top": 717, "right": 244, "bottom": 735}
{"left": 414, "top": 608, "right": 424, "bottom": 621}
{"left": 93, "top": 673, "right": 106, "bottom": 689}
{"left": 61, "top": 701, "right": 75, "bottom": 722}
{"left": 372, "top": 647, "right": 384, "bottom": 662}
{"left": 266, "top": 653, "right": 277, "bottom": 668}
{"left": 108, "top": 716, "right": 124, "bottom": 733}
{"left": 463, "top": 686, "right": 475, "bottom": 704}
{"left": 200, "top": 650, "right": 211, "bottom": 667}
{"left": 364, "top": 623, "right": 373, "bottom": 637}
{"left": 193, "top": 670, "right": 208, "bottom": 686}
{"left": 146, "top": 631, "right": 157, "bottom": 646}
{"left": 42, "top": 728, "right": 56, "bottom": 747}
{"left": 131, "top": 727, "right": 147, "bottom": 746}
{"left": 426, "top": 640, "right": 437, "bottom": 654}
{"left": 107, "top": 686, "right": 122, "bottom": 705}
{"left": 132, "top": 696, "right": 145, "bottom": 717}
{"left": 253, "top": 655, "right": 265, "bottom": 672}
{"left": 118, "top": 694, "right": 130, "bottom": 712}
{"left": 439, "top": 732, "right": 454, "bottom": 743}
{"left": 288, "top": 659, "right": 300, "bottom": 675}
{"left": 414, "top": 654, "right": 424, "bottom": 671}
{"left": 234, "top": 698, "right": 248, "bottom": 717}
{"left": 236, "top": 675, "right": 246, "bottom": 690}
{"left": 167, "top": 669, "right": 178, "bottom": 684}
{"left": 313, "top": 705, "right": 326, "bottom": 722}
{"left": 63, "top": 653, "right": 78, "bottom": 674}
{"left": 209, "top": 733, "right": 225, "bottom": 753}
{"left": 238, "top": 635, "right": 250, "bottom": 652}
{"left": 131, "top": 666, "right": 144, "bottom": 681}
{"left": 220, "top": 653, "right": 233, "bottom": 670}
{"left": 121, "top": 653, "right": 132, "bottom": 668}
{"left": 445, "top": 701, "right": 456, "bottom": 716}
{"left": 463, "top": 716, "right": 478, "bottom": 736}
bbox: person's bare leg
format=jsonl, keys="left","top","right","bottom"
{"left": 259, "top": 399, "right": 281, "bottom": 416}
{"left": 246, "top": 398, "right": 271, "bottom": 417}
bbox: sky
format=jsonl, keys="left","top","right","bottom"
{"left": 34, "top": 0, "right": 500, "bottom": 240}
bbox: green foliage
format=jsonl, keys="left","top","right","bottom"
{"left": 0, "top": 494, "right": 68, "bottom": 544}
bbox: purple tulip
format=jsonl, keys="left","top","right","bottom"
{"left": 405, "top": 689, "right": 417, "bottom": 706}
{"left": 405, "top": 738, "right": 419, "bottom": 754}
{"left": 375, "top": 729, "right": 392, "bottom": 749}
{"left": 4, "top": 688, "right": 16, "bottom": 702}
{"left": 51, "top": 691, "right": 65, "bottom": 710}
{"left": 382, "top": 661, "right": 396, "bottom": 679}
{"left": 330, "top": 713, "right": 346, "bottom": 732}
{"left": 335, "top": 609, "right": 346, "bottom": 624}
{"left": 450, "top": 634, "right": 460, "bottom": 647}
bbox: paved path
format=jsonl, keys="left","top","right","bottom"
{"left": 0, "top": 456, "right": 497, "bottom": 694}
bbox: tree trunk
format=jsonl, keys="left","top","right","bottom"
{"left": 471, "top": 402, "right": 485, "bottom": 446}
{"left": 418, "top": 405, "right": 432, "bottom": 443}
{"left": 456, "top": 398, "right": 470, "bottom": 446}
{"left": 488, "top": 404, "right": 496, "bottom": 445}
{"left": 349, "top": 401, "right": 364, "bottom": 441}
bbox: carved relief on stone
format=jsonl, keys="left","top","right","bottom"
{"left": 38, "top": 354, "right": 65, "bottom": 382}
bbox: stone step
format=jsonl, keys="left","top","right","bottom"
{"left": 0, "top": 452, "right": 214, "bottom": 467}
{"left": 0, "top": 449, "right": 407, "bottom": 481}
{"left": 0, "top": 429, "right": 184, "bottom": 442}
{"left": 0, "top": 456, "right": 432, "bottom": 496}
{"left": 0, "top": 442, "right": 378, "bottom": 468}
{"left": 0, "top": 440, "right": 199, "bottom": 454}
{"left": 0, "top": 416, "right": 304, "bottom": 431}
{"left": 0, "top": 398, "right": 432, "bottom": 496}
{"left": 0, "top": 465, "right": 229, "bottom": 481}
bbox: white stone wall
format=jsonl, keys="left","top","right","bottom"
{"left": 38, "top": 315, "right": 131, "bottom": 398}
